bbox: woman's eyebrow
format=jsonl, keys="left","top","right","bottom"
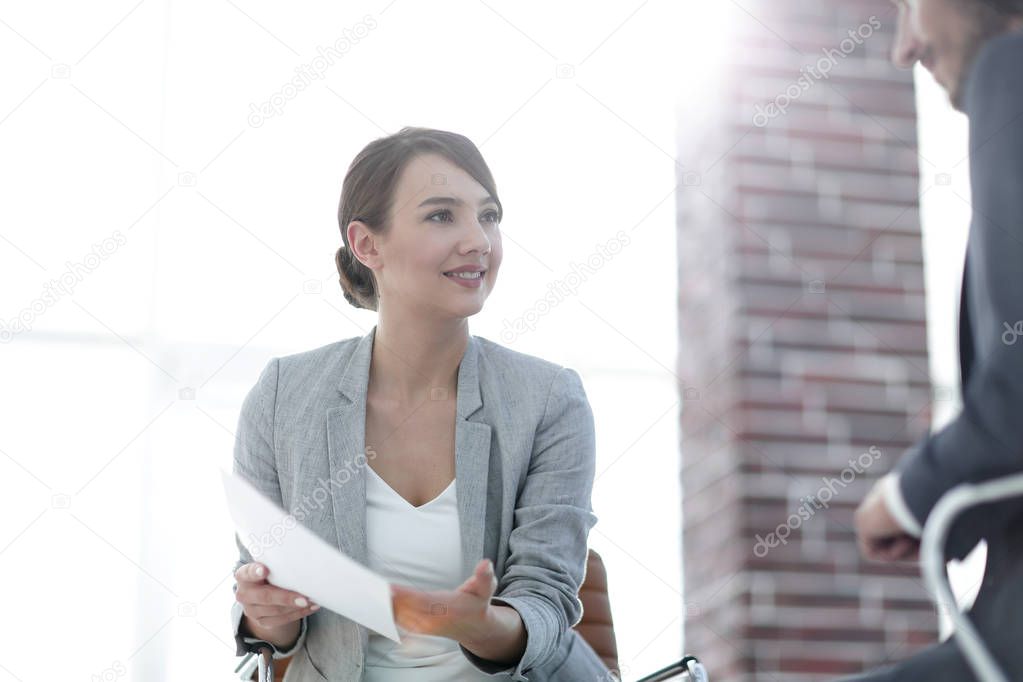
{"left": 417, "top": 195, "right": 498, "bottom": 208}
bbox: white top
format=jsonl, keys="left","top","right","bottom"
{"left": 364, "top": 466, "right": 495, "bottom": 681}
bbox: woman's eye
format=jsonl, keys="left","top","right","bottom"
{"left": 427, "top": 209, "right": 499, "bottom": 224}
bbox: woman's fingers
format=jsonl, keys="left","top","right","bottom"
{"left": 252, "top": 584, "right": 317, "bottom": 608}
{"left": 391, "top": 563, "right": 497, "bottom": 638}
{"left": 247, "top": 603, "right": 320, "bottom": 629}
{"left": 235, "top": 562, "right": 268, "bottom": 585}
{"left": 457, "top": 559, "right": 496, "bottom": 598}
{"left": 390, "top": 583, "right": 425, "bottom": 612}
{"left": 390, "top": 584, "right": 438, "bottom": 631}
{"left": 235, "top": 561, "right": 320, "bottom": 621}
{"left": 238, "top": 581, "right": 317, "bottom": 608}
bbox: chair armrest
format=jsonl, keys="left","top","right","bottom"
{"left": 634, "top": 655, "right": 708, "bottom": 682}
{"left": 920, "top": 472, "right": 1023, "bottom": 682}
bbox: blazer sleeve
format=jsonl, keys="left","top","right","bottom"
{"left": 895, "top": 34, "right": 1023, "bottom": 553}
{"left": 229, "top": 357, "right": 308, "bottom": 658}
{"left": 461, "top": 367, "right": 599, "bottom": 680}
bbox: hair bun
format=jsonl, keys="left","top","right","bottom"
{"left": 335, "top": 245, "right": 375, "bottom": 310}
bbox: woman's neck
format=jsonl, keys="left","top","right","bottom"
{"left": 370, "top": 309, "right": 469, "bottom": 405}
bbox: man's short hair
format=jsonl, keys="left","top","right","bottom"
{"left": 975, "top": 0, "right": 1023, "bottom": 14}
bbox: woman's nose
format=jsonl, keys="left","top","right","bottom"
{"left": 459, "top": 220, "right": 492, "bottom": 255}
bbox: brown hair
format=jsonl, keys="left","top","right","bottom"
{"left": 335, "top": 127, "right": 503, "bottom": 310}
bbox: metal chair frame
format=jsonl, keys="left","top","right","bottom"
{"left": 919, "top": 472, "right": 1023, "bottom": 682}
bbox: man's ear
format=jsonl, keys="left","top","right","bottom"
{"left": 347, "top": 221, "right": 381, "bottom": 271}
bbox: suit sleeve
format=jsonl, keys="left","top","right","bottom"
{"left": 229, "top": 357, "right": 308, "bottom": 658}
{"left": 895, "top": 35, "right": 1023, "bottom": 550}
{"left": 460, "top": 367, "right": 599, "bottom": 680}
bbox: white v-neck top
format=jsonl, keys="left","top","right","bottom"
{"left": 364, "top": 466, "right": 494, "bottom": 681}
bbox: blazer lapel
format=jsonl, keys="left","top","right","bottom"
{"left": 326, "top": 329, "right": 375, "bottom": 565}
{"left": 958, "top": 249, "right": 974, "bottom": 388}
{"left": 454, "top": 337, "right": 492, "bottom": 580}
{"left": 325, "top": 327, "right": 493, "bottom": 582}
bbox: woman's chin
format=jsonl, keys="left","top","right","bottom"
{"left": 443, "top": 296, "right": 487, "bottom": 319}
{"left": 456, "top": 302, "right": 487, "bottom": 318}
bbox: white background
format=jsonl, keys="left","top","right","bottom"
{"left": 0, "top": 2, "right": 684, "bottom": 679}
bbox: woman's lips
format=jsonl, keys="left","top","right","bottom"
{"left": 443, "top": 271, "right": 485, "bottom": 288}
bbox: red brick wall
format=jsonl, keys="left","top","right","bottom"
{"left": 677, "top": 1, "right": 937, "bottom": 679}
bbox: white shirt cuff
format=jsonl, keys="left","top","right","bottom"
{"left": 881, "top": 472, "right": 923, "bottom": 538}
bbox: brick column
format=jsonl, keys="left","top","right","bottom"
{"left": 677, "top": 1, "right": 937, "bottom": 679}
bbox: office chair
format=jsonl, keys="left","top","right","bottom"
{"left": 236, "top": 549, "right": 707, "bottom": 681}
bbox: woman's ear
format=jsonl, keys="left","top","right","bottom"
{"left": 347, "top": 221, "right": 381, "bottom": 271}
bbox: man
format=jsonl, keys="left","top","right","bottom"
{"left": 847, "top": 0, "right": 1023, "bottom": 679}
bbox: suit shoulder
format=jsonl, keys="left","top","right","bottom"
{"left": 977, "top": 31, "right": 1023, "bottom": 68}
{"left": 967, "top": 32, "right": 1023, "bottom": 105}
{"left": 274, "top": 336, "right": 362, "bottom": 387}
{"left": 474, "top": 336, "right": 573, "bottom": 384}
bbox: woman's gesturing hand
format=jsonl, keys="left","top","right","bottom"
{"left": 234, "top": 562, "right": 320, "bottom": 635}
{"left": 389, "top": 558, "right": 497, "bottom": 641}
{"left": 390, "top": 559, "right": 527, "bottom": 665}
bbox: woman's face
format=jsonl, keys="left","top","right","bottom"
{"left": 351, "top": 153, "right": 503, "bottom": 320}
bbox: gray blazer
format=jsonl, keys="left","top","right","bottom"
{"left": 229, "top": 326, "right": 611, "bottom": 681}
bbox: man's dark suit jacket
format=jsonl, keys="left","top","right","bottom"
{"left": 846, "top": 30, "right": 1023, "bottom": 682}
{"left": 893, "top": 31, "right": 1023, "bottom": 561}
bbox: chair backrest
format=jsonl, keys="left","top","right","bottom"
{"left": 256, "top": 548, "right": 619, "bottom": 680}
{"left": 576, "top": 548, "right": 620, "bottom": 672}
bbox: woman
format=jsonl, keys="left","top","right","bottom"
{"left": 229, "top": 128, "right": 610, "bottom": 681}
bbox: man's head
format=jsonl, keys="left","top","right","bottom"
{"left": 891, "top": 0, "right": 1023, "bottom": 110}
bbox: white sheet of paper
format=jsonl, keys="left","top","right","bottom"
{"left": 220, "top": 468, "right": 401, "bottom": 642}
